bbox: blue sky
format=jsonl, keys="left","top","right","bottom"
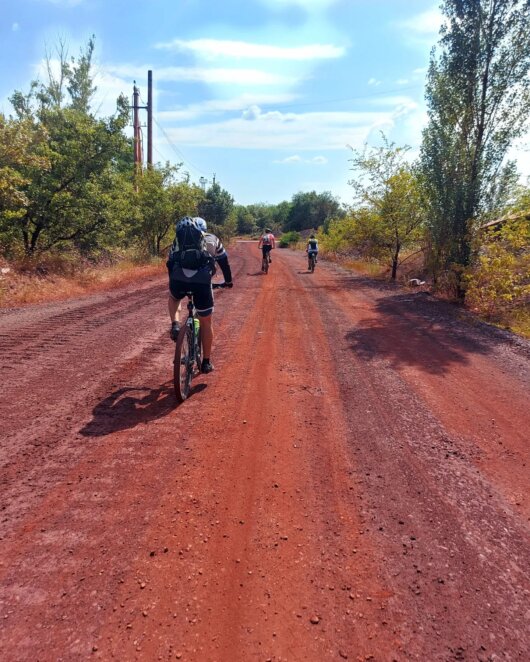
{"left": 1, "top": 0, "right": 528, "bottom": 206}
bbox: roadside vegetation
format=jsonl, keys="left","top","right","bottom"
{"left": 0, "top": 38, "right": 237, "bottom": 306}
{"left": 1, "top": 1, "right": 529, "bottom": 335}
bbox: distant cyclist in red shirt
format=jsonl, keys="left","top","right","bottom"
{"left": 258, "top": 228, "right": 276, "bottom": 264}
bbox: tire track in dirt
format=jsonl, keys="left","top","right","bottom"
{"left": 291, "top": 250, "right": 530, "bottom": 659}
{"left": 0, "top": 245, "right": 255, "bottom": 660}
{"left": 0, "top": 242, "right": 529, "bottom": 661}
{"left": 95, "top": 244, "right": 401, "bottom": 662}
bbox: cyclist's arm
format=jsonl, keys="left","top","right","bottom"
{"left": 216, "top": 254, "right": 232, "bottom": 284}
{"left": 258, "top": 237, "right": 263, "bottom": 249}
{"left": 271, "top": 235, "right": 276, "bottom": 249}
{"left": 167, "top": 239, "right": 177, "bottom": 268}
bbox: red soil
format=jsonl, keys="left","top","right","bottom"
{"left": 0, "top": 242, "right": 528, "bottom": 661}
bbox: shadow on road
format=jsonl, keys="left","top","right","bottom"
{"left": 345, "top": 292, "right": 493, "bottom": 376}
{"left": 80, "top": 383, "right": 177, "bottom": 437}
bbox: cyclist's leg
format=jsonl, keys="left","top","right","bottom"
{"left": 261, "top": 247, "right": 267, "bottom": 270}
{"left": 193, "top": 283, "right": 214, "bottom": 363}
{"left": 168, "top": 293, "right": 181, "bottom": 322}
{"left": 198, "top": 313, "right": 213, "bottom": 359}
{"left": 168, "top": 281, "right": 185, "bottom": 339}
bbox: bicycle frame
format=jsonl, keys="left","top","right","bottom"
{"left": 184, "top": 296, "right": 201, "bottom": 364}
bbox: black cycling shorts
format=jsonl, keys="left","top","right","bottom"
{"left": 261, "top": 245, "right": 272, "bottom": 258}
{"left": 169, "top": 281, "right": 214, "bottom": 316}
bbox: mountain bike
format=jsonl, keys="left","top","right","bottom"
{"left": 173, "top": 283, "right": 229, "bottom": 403}
{"left": 308, "top": 252, "right": 317, "bottom": 273}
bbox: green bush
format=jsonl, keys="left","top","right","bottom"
{"left": 279, "top": 231, "right": 301, "bottom": 248}
{"left": 465, "top": 218, "right": 530, "bottom": 318}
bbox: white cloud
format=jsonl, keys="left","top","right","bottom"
{"left": 12, "top": 22, "right": 20, "bottom": 32}
{"left": 396, "top": 78, "right": 409, "bottom": 86}
{"left": 158, "top": 93, "right": 298, "bottom": 122}
{"left": 273, "top": 155, "right": 328, "bottom": 164}
{"left": 401, "top": 8, "right": 443, "bottom": 35}
{"left": 107, "top": 64, "right": 296, "bottom": 86}
{"left": 162, "top": 104, "right": 421, "bottom": 151}
{"left": 156, "top": 38, "right": 345, "bottom": 61}
{"left": 241, "top": 105, "right": 296, "bottom": 122}
{"left": 274, "top": 155, "right": 303, "bottom": 163}
{"left": 368, "top": 78, "right": 381, "bottom": 87}
{"left": 108, "top": 65, "right": 299, "bottom": 86}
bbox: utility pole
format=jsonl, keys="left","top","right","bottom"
{"left": 131, "top": 72, "right": 153, "bottom": 173}
{"left": 132, "top": 81, "right": 142, "bottom": 172}
{"left": 147, "top": 70, "right": 153, "bottom": 167}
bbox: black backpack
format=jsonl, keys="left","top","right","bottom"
{"left": 173, "top": 224, "right": 214, "bottom": 272}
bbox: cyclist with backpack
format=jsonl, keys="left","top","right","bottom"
{"left": 306, "top": 234, "right": 319, "bottom": 268}
{"left": 258, "top": 228, "right": 275, "bottom": 264}
{"left": 167, "top": 216, "right": 232, "bottom": 374}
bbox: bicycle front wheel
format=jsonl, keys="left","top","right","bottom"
{"left": 174, "top": 326, "right": 194, "bottom": 402}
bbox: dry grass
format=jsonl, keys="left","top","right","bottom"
{"left": 479, "top": 308, "right": 530, "bottom": 340}
{"left": 317, "top": 249, "right": 387, "bottom": 278}
{"left": 0, "top": 259, "right": 164, "bottom": 308}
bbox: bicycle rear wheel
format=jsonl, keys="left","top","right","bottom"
{"left": 309, "top": 255, "right": 315, "bottom": 272}
{"left": 174, "top": 326, "right": 194, "bottom": 402}
{"left": 195, "top": 326, "right": 202, "bottom": 372}
{"left": 262, "top": 256, "right": 269, "bottom": 274}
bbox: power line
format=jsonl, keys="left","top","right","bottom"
{"left": 153, "top": 115, "right": 210, "bottom": 179}
{"left": 261, "top": 84, "right": 425, "bottom": 112}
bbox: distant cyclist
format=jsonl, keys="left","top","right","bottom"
{"left": 166, "top": 216, "right": 232, "bottom": 374}
{"left": 258, "top": 228, "right": 276, "bottom": 264}
{"left": 306, "top": 234, "right": 319, "bottom": 268}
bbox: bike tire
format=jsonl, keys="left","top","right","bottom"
{"left": 262, "top": 257, "right": 269, "bottom": 274}
{"left": 195, "top": 326, "right": 202, "bottom": 372}
{"left": 309, "top": 256, "right": 315, "bottom": 273}
{"left": 174, "top": 326, "right": 193, "bottom": 402}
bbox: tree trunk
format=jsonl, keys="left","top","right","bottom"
{"left": 391, "top": 244, "right": 400, "bottom": 280}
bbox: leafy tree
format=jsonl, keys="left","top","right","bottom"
{"left": 133, "top": 167, "right": 206, "bottom": 256}
{"left": 134, "top": 165, "right": 177, "bottom": 256}
{"left": 234, "top": 205, "right": 256, "bottom": 235}
{"left": 285, "top": 190, "right": 342, "bottom": 232}
{"left": 198, "top": 181, "right": 234, "bottom": 227}
{"left": 0, "top": 114, "right": 49, "bottom": 251}
{"left": 349, "top": 137, "right": 426, "bottom": 279}
{"left": 420, "top": 0, "right": 530, "bottom": 292}
{"left": 4, "top": 39, "right": 131, "bottom": 255}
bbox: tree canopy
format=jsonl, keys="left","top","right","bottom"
{"left": 420, "top": 0, "right": 530, "bottom": 290}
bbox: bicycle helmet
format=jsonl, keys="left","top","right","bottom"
{"left": 176, "top": 216, "right": 197, "bottom": 231}
{"left": 194, "top": 217, "right": 207, "bottom": 232}
{"left": 265, "top": 228, "right": 272, "bottom": 233}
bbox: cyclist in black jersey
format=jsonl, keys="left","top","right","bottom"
{"left": 167, "top": 217, "right": 232, "bottom": 374}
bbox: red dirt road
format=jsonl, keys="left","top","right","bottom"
{"left": 1, "top": 241, "right": 529, "bottom": 661}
